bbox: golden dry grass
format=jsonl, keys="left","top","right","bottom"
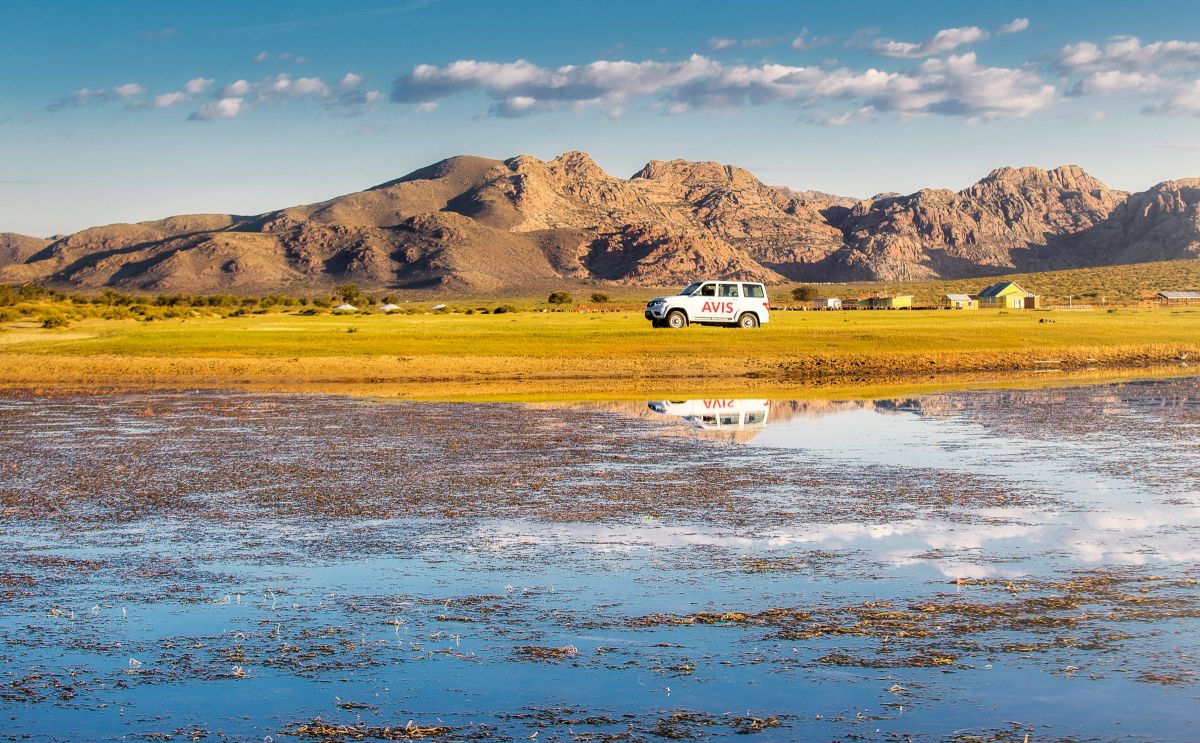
{"left": 1, "top": 305, "right": 1197, "bottom": 400}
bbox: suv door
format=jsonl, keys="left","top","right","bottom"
{"left": 691, "top": 282, "right": 719, "bottom": 320}
{"left": 714, "top": 283, "right": 740, "bottom": 322}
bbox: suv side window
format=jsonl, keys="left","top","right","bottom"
{"left": 742, "top": 284, "right": 765, "bottom": 298}
{"left": 719, "top": 284, "right": 739, "bottom": 298}
{"left": 699, "top": 284, "right": 716, "bottom": 297}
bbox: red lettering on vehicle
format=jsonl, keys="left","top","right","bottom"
{"left": 703, "top": 399, "right": 735, "bottom": 409}
{"left": 701, "top": 301, "right": 734, "bottom": 313}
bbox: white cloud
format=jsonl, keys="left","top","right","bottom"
{"left": 1070, "top": 70, "right": 1165, "bottom": 96}
{"left": 188, "top": 97, "right": 248, "bottom": 121}
{"left": 254, "top": 51, "right": 270, "bottom": 63}
{"left": 1054, "top": 35, "right": 1200, "bottom": 117}
{"left": 1144, "top": 80, "right": 1200, "bottom": 116}
{"left": 870, "top": 26, "right": 989, "bottom": 58}
{"left": 184, "top": 77, "right": 214, "bottom": 95}
{"left": 997, "top": 18, "right": 1030, "bottom": 36}
{"left": 1055, "top": 36, "right": 1200, "bottom": 73}
{"left": 189, "top": 72, "right": 378, "bottom": 119}
{"left": 390, "top": 51, "right": 1056, "bottom": 121}
{"left": 112, "top": 83, "right": 145, "bottom": 98}
{"left": 219, "top": 79, "right": 253, "bottom": 97}
{"left": 151, "top": 91, "right": 188, "bottom": 108}
{"left": 47, "top": 82, "right": 144, "bottom": 110}
{"left": 791, "top": 28, "right": 835, "bottom": 51}
{"left": 258, "top": 74, "right": 330, "bottom": 99}
{"left": 706, "top": 36, "right": 781, "bottom": 52}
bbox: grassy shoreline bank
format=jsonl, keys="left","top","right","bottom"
{"left": 1, "top": 307, "right": 1196, "bottom": 400}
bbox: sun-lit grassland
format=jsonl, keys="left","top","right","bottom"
{"left": 846, "top": 258, "right": 1200, "bottom": 305}
{"left": 393, "top": 258, "right": 1200, "bottom": 306}
{"left": 1, "top": 304, "right": 1197, "bottom": 400}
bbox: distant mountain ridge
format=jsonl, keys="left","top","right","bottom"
{"left": 2, "top": 152, "right": 1199, "bottom": 293}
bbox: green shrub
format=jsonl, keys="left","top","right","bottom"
{"left": 41, "top": 313, "right": 70, "bottom": 329}
{"left": 792, "top": 285, "right": 818, "bottom": 302}
{"left": 547, "top": 291, "right": 573, "bottom": 305}
{"left": 590, "top": 292, "right": 610, "bottom": 304}
{"left": 493, "top": 304, "right": 518, "bottom": 314}
{"left": 335, "top": 283, "right": 361, "bottom": 304}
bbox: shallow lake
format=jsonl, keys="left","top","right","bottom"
{"left": 1, "top": 379, "right": 1198, "bottom": 741}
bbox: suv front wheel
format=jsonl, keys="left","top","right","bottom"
{"left": 738, "top": 312, "right": 760, "bottom": 329}
{"left": 666, "top": 310, "right": 688, "bottom": 329}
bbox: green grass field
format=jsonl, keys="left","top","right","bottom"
{"left": 2, "top": 305, "right": 1197, "bottom": 400}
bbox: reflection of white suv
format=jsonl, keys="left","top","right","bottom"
{"left": 648, "top": 399, "right": 771, "bottom": 429}
{"left": 645, "top": 281, "right": 771, "bottom": 329}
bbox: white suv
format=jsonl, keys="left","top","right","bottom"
{"left": 645, "top": 280, "right": 771, "bottom": 329}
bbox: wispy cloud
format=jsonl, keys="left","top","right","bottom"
{"left": 791, "top": 28, "right": 836, "bottom": 51}
{"left": 189, "top": 73, "right": 380, "bottom": 120}
{"left": 139, "top": 78, "right": 215, "bottom": 109}
{"left": 253, "top": 51, "right": 308, "bottom": 64}
{"left": 46, "top": 83, "right": 144, "bottom": 111}
{"left": 189, "top": 97, "right": 248, "bottom": 121}
{"left": 1055, "top": 36, "right": 1200, "bottom": 73}
{"left": 870, "top": 25, "right": 989, "bottom": 58}
{"left": 706, "top": 35, "right": 783, "bottom": 52}
{"left": 391, "top": 52, "right": 1056, "bottom": 121}
{"left": 997, "top": 18, "right": 1030, "bottom": 36}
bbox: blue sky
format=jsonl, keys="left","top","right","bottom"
{"left": 4, "top": 0, "right": 1200, "bottom": 236}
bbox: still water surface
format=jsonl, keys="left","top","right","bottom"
{"left": 1, "top": 380, "right": 1198, "bottom": 740}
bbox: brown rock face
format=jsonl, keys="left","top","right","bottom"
{"left": 1, "top": 153, "right": 1197, "bottom": 294}
{"left": 1063, "top": 179, "right": 1200, "bottom": 265}
{"left": 0, "top": 233, "right": 50, "bottom": 270}
{"left": 829, "top": 165, "right": 1128, "bottom": 280}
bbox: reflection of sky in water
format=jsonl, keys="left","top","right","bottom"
{"left": 3, "top": 381, "right": 1200, "bottom": 741}
{"left": 630, "top": 384, "right": 1200, "bottom": 579}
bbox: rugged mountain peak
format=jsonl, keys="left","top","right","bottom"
{"left": 0, "top": 232, "right": 51, "bottom": 270}
{"left": 374, "top": 154, "right": 506, "bottom": 191}
{"left": 549, "top": 150, "right": 608, "bottom": 178}
{"left": 975, "top": 164, "right": 1115, "bottom": 195}
{"left": 631, "top": 158, "right": 759, "bottom": 190}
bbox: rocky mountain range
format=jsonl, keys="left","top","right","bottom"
{"left": 2, "top": 151, "right": 1199, "bottom": 293}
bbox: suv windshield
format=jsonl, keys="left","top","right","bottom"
{"left": 679, "top": 282, "right": 703, "bottom": 296}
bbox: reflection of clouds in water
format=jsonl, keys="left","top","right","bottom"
{"left": 478, "top": 522, "right": 757, "bottom": 552}
{"left": 1068, "top": 505, "right": 1200, "bottom": 565}
{"left": 474, "top": 499, "right": 1200, "bottom": 578}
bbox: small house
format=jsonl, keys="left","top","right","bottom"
{"left": 1158, "top": 291, "right": 1200, "bottom": 306}
{"left": 377, "top": 303, "right": 401, "bottom": 312}
{"left": 813, "top": 297, "right": 842, "bottom": 310}
{"left": 332, "top": 303, "right": 358, "bottom": 312}
{"left": 865, "top": 295, "right": 913, "bottom": 310}
{"left": 977, "top": 281, "right": 1039, "bottom": 309}
{"left": 945, "top": 293, "right": 978, "bottom": 310}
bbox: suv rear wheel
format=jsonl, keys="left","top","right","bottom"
{"left": 738, "top": 312, "right": 760, "bottom": 329}
{"left": 666, "top": 310, "right": 688, "bottom": 329}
